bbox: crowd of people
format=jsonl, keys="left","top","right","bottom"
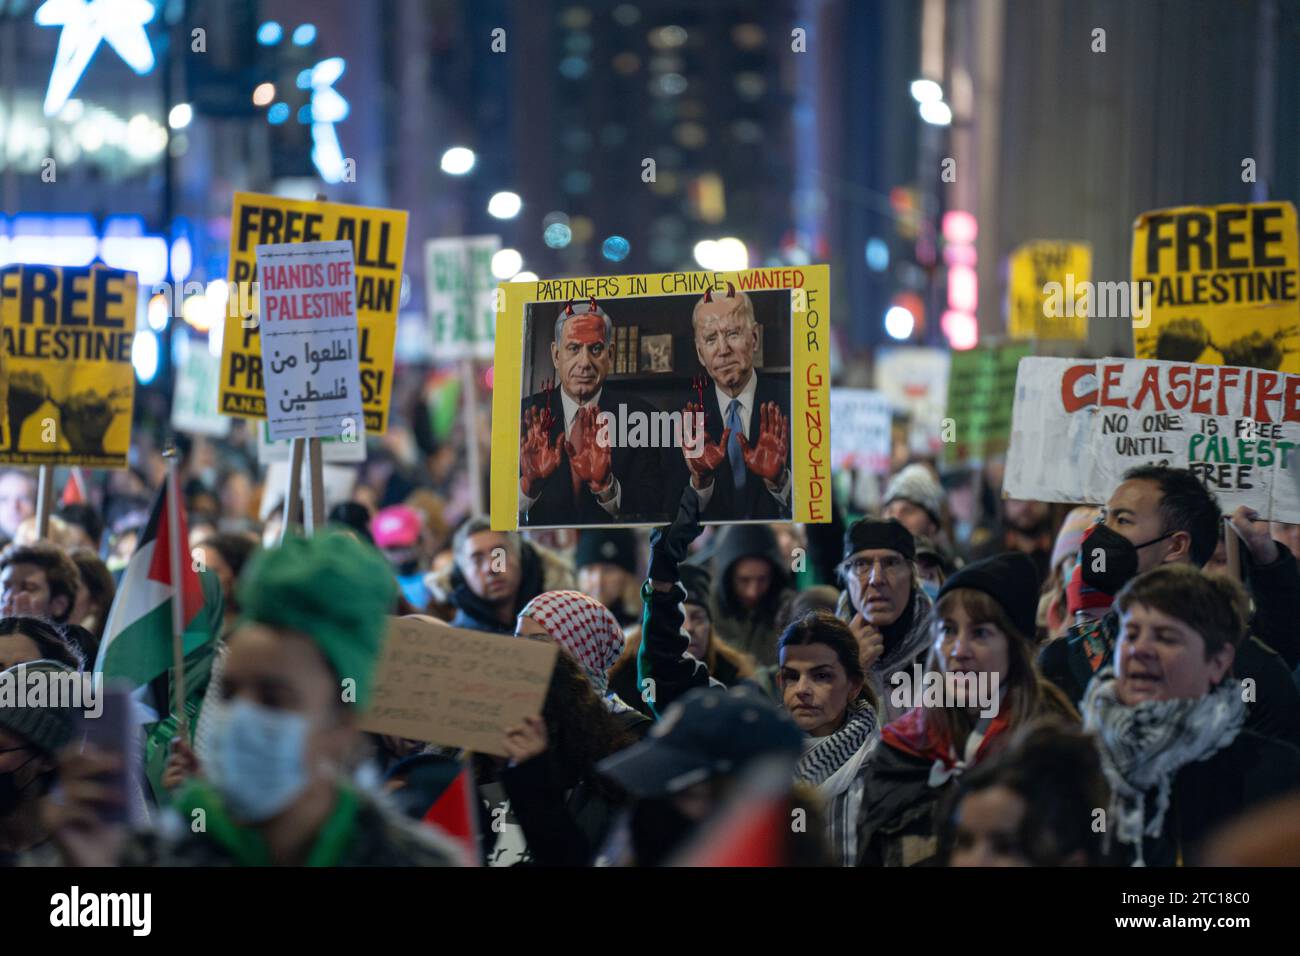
{"left": 0, "top": 424, "right": 1298, "bottom": 868}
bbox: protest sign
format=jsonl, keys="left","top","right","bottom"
{"left": 943, "top": 343, "right": 1032, "bottom": 464}
{"left": 489, "top": 265, "right": 831, "bottom": 529}
{"left": 874, "top": 346, "right": 950, "bottom": 456}
{"left": 1008, "top": 241, "right": 1091, "bottom": 341}
{"left": 360, "top": 617, "right": 558, "bottom": 757}
{"left": 829, "top": 389, "right": 892, "bottom": 472}
{"left": 1004, "top": 356, "right": 1300, "bottom": 521}
{"left": 1132, "top": 202, "right": 1300, "bottom": 374}
{"left": 255, "top": 240, "right": 364, "bottom": 442}
{"left": 221, "top": 192, "right": 407, "bottom": 433}
{"left": 0, "top": 264, "right": 136, "bottom": 467}
{"left": 259, "top": 459, "right": 358, "bottom": 520}
{"left": 255, "top": 420, "right": 365, "bottom": 465}
{"left": 425, "top": 236, "right": 500, "bottom": 360}
{"left": 171, "top": 339, "right": 230, "bottom": 438}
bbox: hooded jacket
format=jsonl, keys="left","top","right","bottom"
{"left": 707, "top": 524, "right": 794, "bottom": 666}
{"left": 426, "top": 540, "right": 575, "bottom": 634}
{"left": 837, "top": 584, "right": 934, "bottom": 724}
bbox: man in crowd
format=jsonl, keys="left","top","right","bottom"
{"left": 707, "top": 523, "right": 795, "bottom": 666}
{"left": 1039, "top": 465, "right": 1300, "bottom": 747}
{"left": 0, "top": 470, "right": 35, "bottom": 542}
{"left": 675, "top": 285, "right": 792, "bottom": 522}
{"left": 0, "top": 542, "right": 80, "bottom": 625}
{"left": 881, "top": 463, "right": 945, "bottom": 542}
{"left": 575, "top": 528, "right": 639, "bottom": 627}
{"left": 518, "top": 299, "right": 664, "bottom": 526}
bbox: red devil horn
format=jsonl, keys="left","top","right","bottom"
{"left": 589, "top": 297, "right": 598, "bottom": 313}
{"left": 565, "top": 299, "right": 575, "bottom": 316}
{"left": 726, "top": 282, "right": 736, "bottom": 298}
{"left": 703, "top": 287, "right": 713, "bottom": 303}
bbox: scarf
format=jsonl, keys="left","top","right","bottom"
{"left": 1081, "top": 668, "right": 1246, "bottom": 866}
{"left": 519, "top": 590, "right": 625, "bottom": 696}
{"left": 881, "top": 702, "right": 1012, "bottom": 787}
{"left": 873, "top": 587, "right": 934, "bottom": 680}
{"left": 795, "top": 699, "right": 879, "bottom": 793}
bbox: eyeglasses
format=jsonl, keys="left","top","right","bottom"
{"left": 843, "top": 555, "right": 909, "bottom": 580}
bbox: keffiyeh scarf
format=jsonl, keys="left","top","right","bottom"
{"left": 519, "top": 590, "right": 627, "bottom": 711}
{"left": 795, "top": 700, "right": 879, "bottom": 791}
{"left": 1082, "top": 668, "right": 1247, "bottom": 866}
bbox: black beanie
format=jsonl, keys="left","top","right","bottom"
{"left": 843, "top": 518, "right": 915, "bottom": 561}
{"left": 936, "top": 551, "right": 1040, "bottom": 642}
{"left": 678, "top": 562, "right": 712, "bottom": 611}
{"left": 575, "top": 528, "right": 638, "bottom": 575}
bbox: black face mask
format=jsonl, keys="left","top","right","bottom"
{"left": 1079, "top": 522, "right": 1176, "bottom": 595}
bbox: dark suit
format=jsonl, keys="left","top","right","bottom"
{"left": 666, "top": 371, "right": 792, "bottom": 522}
{"left": 519, "top": 384, "right": 668, "bottom": 527}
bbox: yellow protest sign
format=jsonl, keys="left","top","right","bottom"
{"left": 490, "top": 265, "right": 831, "bottom": 529}
{"left": 220, "top": 192, "right": 407, "bottom": 433}
{"left": 0, "top": 264, "right": 136, "bottom": 468}
{"left": 1008, "top": 241, "right": 1091, "bottom": 341}
{"left": 1133, "top": 202, "right": 1300, "bottom": 373}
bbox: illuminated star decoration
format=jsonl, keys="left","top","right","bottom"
{"left": 309, "top": 57, "right": 350, "bottom": 183}
{"left": 35, "top": 0, "right": 157, "bottom": 117}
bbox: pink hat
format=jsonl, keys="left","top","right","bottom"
{"left": 371, "top": 505, "right": 423, "bottom": 549}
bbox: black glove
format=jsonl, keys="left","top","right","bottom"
{"left": 649, "top": 483, "right": 703, "bottom": 584}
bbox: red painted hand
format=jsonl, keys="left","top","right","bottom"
{"left": 682, "top": 401, "right": 729, "bottom": 489}
{"left": 739, "top": 401, "right": 789, "bottom": 483}
{"left": 566, "top": 405, "right": 612, "bottom": 493}
{"left": 520, "top": 405, "right": 563, "bottom": 497}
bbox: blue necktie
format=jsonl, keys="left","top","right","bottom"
{"left": 726, "top": 398, "right": 746, "bottom": 491}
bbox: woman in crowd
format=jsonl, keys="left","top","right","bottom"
{"left": 857, "top": 551, "right": 1078, "bottom": 866}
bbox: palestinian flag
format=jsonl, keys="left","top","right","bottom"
{"left": 94, "top": 474, "right": 209, "bottom": 689}
{"left": 670, "top": 757, "right": 797, "bottom": 867}
{"left": 421, "top": 765, "right": 480, "bottom": 867}
{"left": 60, "top": 467, "right": 87, "bottom": 506}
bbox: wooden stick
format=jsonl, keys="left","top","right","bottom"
{"left": 304, "top": 436, "right": 325, "bottom": 534}
{"left": 280, "top": 437, "right": 305, "bottom": 543}
{"left": 163, "top": 451, "right": 189, "bottom": 737}
{"left": 33, "top": 465, "right": 53, "bottom": 539}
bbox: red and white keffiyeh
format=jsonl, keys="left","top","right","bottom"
{"left": 519, "top": 590, "right": 625, "bottom": 696}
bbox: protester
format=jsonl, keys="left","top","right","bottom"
{"left": 942, "top": 721, "right": 1108, "bottom": 866}
{"left": 913, "top": 536, "right": 953, "bottom": 598}
{"left": 427, "top": 517, "right": 573, "bottom": 634}
{"left": 707, "top": 523, "right": 794, "bottom": 666}
{"left": 882, "top": 463, "right": 945, "bottom": 542}
{"left": 0, "top": 660, "right": 81, "bottom": 860}
{"left": 1082, "top": 565, "right": 1300, "bottom": 866}
{"left": 66, "top": 549, "right": 116, "bottom": 654}
{"left": 0, "top": 542, "right": 80, "bottom": 626}
{"left": 574, "top": 528, "right": 640, "bottom": 626}
{"left": 193, "top": 533, "right": 258, "bottom": 635}
{"left": 371, "top": 504, "right": 434, "bottom": 609}
{"left": 49, "top": 532, "right": 462, "bottom": 866}
{"left": 837, "top": 518, "right": 934, "bottom": 722}
{"left": 1038, "top": 465, "right": 1300, "bottom": 748}
{"left": 0, "top": 470, "right": 35, "bottom": 542}
{"left": 0, "top": 617, "right": 83, "bottom": 672}
{"left": 327, "top": 501, "right": 376, "bottom": 546}
{"left": 857, "top": 552, "right": 1078, "bottom": 866}
{"left": 1036, "top": 506, "right": 1100, "bottom": 640}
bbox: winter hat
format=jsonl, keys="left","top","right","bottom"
{"left": 329, "top": 501, "right": 375, "bottom": 546}
{"left": 236, "top": 531, "right": 397, "bottom": 708}
{"left": 844, "top": 517, "right": 915, "bottom": 561}
{"left": 574, "top": 528, "right": 637, "bottom": 575}
{"left": 678, "top": 562, "right": 712, "bottom": 611}
{"left": 371, "top": 505, "right": 423, "bottom": 550}
{"left": 0, "top": 660, "right": 81, "bottom": 755}
{"left": 1066, "top": 561, "right": 1113, "bottom": 618}
{"left": 518, "top": 590, "right": 625, "bottom": 696}
{"left": 936, "top": 551, "right": 1040, "bottom": 641}
{"left": 1051, "top": 506, "right": 1101, "bottom": 572}
{"left": 884, "top": 464, "right": 945, "bottom": 526}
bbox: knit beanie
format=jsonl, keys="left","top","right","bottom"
{"left": 1051, "top": 506, "right": 1101, "bottom": 572}
{"left": 884, "top": 464, "right": 945, "bottom": 526}
{"left": 235, "top": 531, "right": 397, "bottom": 707}
{"left": 0, "top": 660, "right": 81, "bottom": 754}
{"left": 844, "top": 517, "right": 915, "bottom": 561}
{"left": 936, "top": 551, "right": 1040, "bottom": 641}
{"left": 574, "top": 528, "right": 638, "bottom": 575}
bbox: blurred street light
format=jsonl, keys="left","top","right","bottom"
{"left": 910, "top": 79, "right": 943, "bottom": 103}
{"left": 441, "top": 147, "right": 476, "bottom": 175}
{"left": 488, "top": 191, "right": 522, "bottom": 219}
{"left": 919, "top": 100, "right": 952, "bottom": 126}
{"left": 168, "top": 103, "right": 192, "bottom": 130}
{"left": 491, "top": 248, "right": 523, "bottom": 279}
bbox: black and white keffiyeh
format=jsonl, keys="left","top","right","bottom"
{"left": 1082, "top": 668, "right": 1246, "bottom": 866}
{"left": 795, "top": 699, "right": 880, "bottom": 866}
{"left": 795, "top": 699, "right": 879, "bottom": 789}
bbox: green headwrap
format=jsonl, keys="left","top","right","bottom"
{"left": 235, "top": 531, "right": 396, "bottom": 707}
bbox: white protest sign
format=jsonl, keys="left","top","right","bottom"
{"left": 425, "top": 235, "right": 500, "bottom": 360}
{"left": 257, "top": 240, "right": 364, "bottom": 441}
{"left": 1004, "top": 356, "right": 1300, "bottom": 521}
{"left": 259, "top": 460, "right": 359, "bottom": 521}
{"left": 171, "top": 339, "right": 231, "bottom": 438}
{"left": 875, "top": 346, "right": 950, "bottom": 456}
{"left": 829, "top": 389, "right": 892, "bottom": 471}
{"left": 255, "top": 420, "right": 366, "bottom": 465}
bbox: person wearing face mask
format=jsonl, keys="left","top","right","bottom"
{"left": 49, "top": 532, "right": 461, "bottom": 867}
{"left": 836, "top": 518, "right": 934, "bottom": 723}
{"left": 856, "top": 552, "right": 1078, "bottom": 867}
{"left": 0, "top": 660, "right": 79, "bottom": 862}
{"left": 1082, "top": 565, "right": 1300, "bottom": 866}
{"left": 1037, "top": 465, "right": 1300, "bottom": 748}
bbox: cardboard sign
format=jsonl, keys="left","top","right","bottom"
{"left": 256, "top": 241, "right": 364, "bottom": 441}
{"left": 1133, "top": 202, "right": 1300, "bottom": 374}
{"left": 0, "top": 264, "right": 136, "bottom": 467}
{"left": 171, "top": 338, "right": 231, "bottom": 438}
{"left": 221, "top": 192, "right": 407, "bottom": 433}
{"left": 829, "top": 388, "right": 892, "bottom": 471}
{"left": 489, "top": 266, "right": 831, "bottom": 529}
{"left": 360, "top": 617, "right": 558, "bottom": 757}
{"left": 425, "top": 236, "right": 500, "bottom": 360}
{"left": 1004, "top": 356, "right": 1300, "bottom": 521}
{"left": 943, "top": 343, "right": 1032, "bottom": 464}
{"left": 874, "top": 346, "right": 950, "bottom": 456}
{"left": 1008, "top": 241, "right": 1091, "bottom": 341}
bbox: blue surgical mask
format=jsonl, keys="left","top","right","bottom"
{"left": 920, "top": 579, "right": 941, "bottom": 601}
{"left": 205, "top": 698, "right": 311, "bottom": 823}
